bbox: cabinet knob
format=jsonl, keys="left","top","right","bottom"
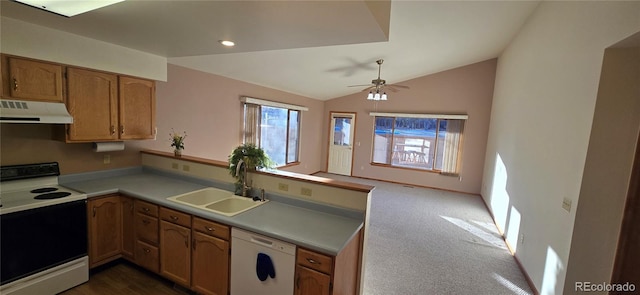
{"left": 205, "top": 226, "right": 214, "bottom": 232}
{"left": 170, "top": 215, "right": 179, "bottom": 221}
{"left": 12, "top": 78, "right": 18, "bottom": 91}
{"left": 120, "top": 125, "right": 125, "bottom": 134}
{"left": 142, "top": 219, "right": 150, "bottom": 225}
{"left": 143, "top": 248, "right": 150, "bottom": 253}
{"left": 142, "top": 207, "right": 150, "bottom": 212}
{"left": 110, "top": 126, "right": 116, "bottom": 135}
{"left": 92, "top": 207, "right": 96, "bottom": 217}
{"left": 306, "top": 258, "right": 320, "bottom": 265}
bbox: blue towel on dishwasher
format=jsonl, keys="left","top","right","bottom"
{"left": 256, "top": 253, "right": 276, "bottom": 281}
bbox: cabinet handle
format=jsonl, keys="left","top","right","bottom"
{"left": 185, "top": 238, "right": 189, "bottom": 248}
{"left": 120, "top": 125, "right": 125, "bottom": 134}
{"left": 205, "top": 226, "right": 214, "bottom": 232}
{"left": 142, "top": 207, "right": 150, "bottom": 212}
{"left": 12, "top": 78, "right": 18, "bottom": 91}
{"left": 170, "top": 215, "right": 179, "bottom": 221}
{"left": 144, "top": 248, "right": 150, "bottom": 253}
{"left": 110, "top": 125, "right": 116, "bottom": 135}
{"left": 92, "top": 207, "right": 96, "bottom": 217}
{"left": 306, "top": 258, "right": 320, "bottom": 265}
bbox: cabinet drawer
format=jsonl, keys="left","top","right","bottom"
{"left": 135, "top": 213, "right": 158, "bottom": 244}
{"left": 135, "top": 240, "right": 159, "bottom": 273}
{"left": 135, "top": 200, "right": 158, "bottom": 217}
{"left": 160, "top": 207, "right": 191, "bottom": 227}
{"left": 192, "top": 217, "right": 230, "bottom": 240}
{"left": 297, "top": 248, "right": 333, "bottom": 274}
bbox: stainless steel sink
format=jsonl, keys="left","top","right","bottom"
{"left": 167, "top": 187, "right": 267, "bottom": 216}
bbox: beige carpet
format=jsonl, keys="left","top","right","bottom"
{"left": 315, "top": 173, "right": 533, "bottom": 295}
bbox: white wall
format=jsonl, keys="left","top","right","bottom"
{"left": 481, "top": 1, "right": 640, "bottom": 294}
{"left": 1, "top": 17, "right": 167, "bottom": 81}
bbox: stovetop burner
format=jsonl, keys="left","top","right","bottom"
{"left": 34, "top": 192, "right": 72, "bottom": 200}
{"left": 31, "top": 187, "right": 59, "bottom": 194}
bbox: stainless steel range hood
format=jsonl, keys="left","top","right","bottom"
{"left": 0, "top": 99, "right": 73, "bottom": 124}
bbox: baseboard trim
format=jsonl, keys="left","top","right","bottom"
{"left": 479, "top": 193, "right": 540, "bottom": 295}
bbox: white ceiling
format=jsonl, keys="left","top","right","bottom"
{"left": 1, "top": 0, "right": 540, "bottom": 100}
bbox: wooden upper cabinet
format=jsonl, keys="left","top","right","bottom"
{"left": 66, "top": 67, "right": 118, "bottom": 142}
{"left": 1, "top": 56, "right": 64, "bottom": 102}
{"left": 119, "top": 76, "right": 156, "bottom": 140}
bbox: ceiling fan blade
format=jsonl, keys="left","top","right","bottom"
{"left": 360, "top": 86, "right": 376, "bottom": 92}
{"left": 387, "top": 84, "right": 410, "bottom": 89}
{"left": 347, "top": 84, "right": 373, "bottom": 87}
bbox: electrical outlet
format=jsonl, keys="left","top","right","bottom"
{"left": 519, "top": 233, "right": 525, "bottom": 244}
{"left": 562, "top": 197, "right": 572, "bottom": 212}
{"left": 172, "top": 162, "right": 179, "bottom": 169}
{"left": 103, "top": 154, "right": 111, "bottom": 164}
{"left": 182, "top": 165, "right": 190, "bottom": 172}
{"left": 301, "top": 187, "right": 312, "bottom": 196}
{"left": 278, "top": 183, "right": 289, "bottom": 192}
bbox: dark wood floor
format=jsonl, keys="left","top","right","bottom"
{"left": 60, "top": 261, "right": 190, "bottom": 295}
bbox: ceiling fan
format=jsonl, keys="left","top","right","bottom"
{"left": 348, "top": 59, "right": 409, "bottom": 100}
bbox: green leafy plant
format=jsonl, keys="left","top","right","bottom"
{"left": 228, "top": 143, "right": 273, "bottom": 194}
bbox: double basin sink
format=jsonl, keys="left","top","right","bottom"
{"left": 167, "top": 187, "right": 267, "bottom": 217}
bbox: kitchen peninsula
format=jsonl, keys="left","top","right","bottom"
{"left": 60, "top": 150, "right": 373, "bottom": 295}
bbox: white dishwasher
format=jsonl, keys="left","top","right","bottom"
{"left": 231, "top": 228, "right": 296, "bottom": 295}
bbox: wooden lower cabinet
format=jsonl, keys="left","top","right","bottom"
{"left": 160, "top": 218, "right": 191, "bottom": 287}
{"left": 88, "top": 194, "right": 122, "bottom": 268}
{"left": 192, "top": 230, "right": 230, "bottom": 295}
{"left": 135, "top": 240, "right": 159, "bottom": 273}
{"left": 121, "top": 196, "right": 135, "bottom": 260}
{"left": 296, "top": 266, "right": 331, "bottom": 295}
{"left": 294, "top": 229, "right": 362, "bottom": 295}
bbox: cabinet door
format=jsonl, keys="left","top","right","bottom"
{"left": 121, "top": 196, "right": 135, "bottom": 260}
{"left": 160, "top": 220, "right": 191, "bottom": 287}
{"left": 192, "top": 232, "right": 229, "bottom": 295}
{"left": 5, "top": 57, "right": 64, "bottom": 102}
{"left": 119, "top": 76, "right": 155, "bottom": 140}
{"left": 295, "top": 266, "right": 331, "bottom": 295}
{"left": 88, "top": 195, "right": 122, "bottom": 268}
{"left": 66, "top": 67, "right": 118, "bottom": 142}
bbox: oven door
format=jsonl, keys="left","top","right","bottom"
{"left": 1, "top": 200, "right": 88, "bottom": 285}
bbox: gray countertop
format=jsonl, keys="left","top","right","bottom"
{"left": 61, "top": 169, "right": 363, "bottom": 255}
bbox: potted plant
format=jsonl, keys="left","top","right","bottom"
{"left": 170, "top": 129, "right": 187, "bottom": 156}
{"left": 228, "top": 143, "right": 273, "bottom": 195}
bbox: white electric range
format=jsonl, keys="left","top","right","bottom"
{"left": 0, "top": 162, "right": 89, "bottom": 295}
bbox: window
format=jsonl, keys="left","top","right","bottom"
{"left": 371, "top": 112, "right": 466, "bottom": 175}
{"left": 241, "top": 97, "right": 307, "bottom": 167}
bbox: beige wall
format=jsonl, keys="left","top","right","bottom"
{"left": 1, "top": 17, "right": 167, "bottom": 81}
{"left": 322, "top": 59, "right": 496, "bottom": 194}
{"left": 564, "top": 45, "right": 640, "bottom": 293}
{"left": 481, "top": 1, "right": 640, "bottom": 294}
{"left": 0, "top": 124, "right": 143, "bottom": 174}
{"left": 129, "top": 64, "right": 325, "bottom": 175}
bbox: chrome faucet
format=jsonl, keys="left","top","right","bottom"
{"left": 235, "top": 159, "right": 251, "bottom": 197}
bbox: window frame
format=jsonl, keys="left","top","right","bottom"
{"left": 369, "top": 112, "right": 467, "bottom": 175}
{"left": 241, "top": 97, "right": 307, "bottom": 168}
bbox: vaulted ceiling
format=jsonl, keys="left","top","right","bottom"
{"left": 1, "top": 0, "right": 540, "bottom": 100}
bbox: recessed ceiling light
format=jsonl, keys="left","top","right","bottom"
{"left": 13, "top": 0, "right": 125, "bottom": 17}
{"left": 219, "top": 40, "right": 235, "bottom": 47}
